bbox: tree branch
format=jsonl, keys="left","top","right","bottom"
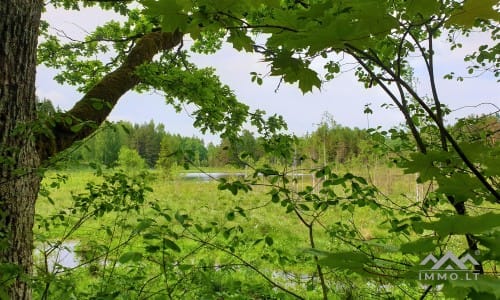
{"left": 394, "top": 27, "right": 427, "bottom": 154}
{"left": 37, "top": 30, "right": 183, "bottom": 161}
{"left": 425, "top": 25, "right": 447, "bottom": 150}
{"left": 345, "top": 43, "right": 500, "bottom": 202}
{"left": 345, "top": 45, "right": 427, "bottom": 153}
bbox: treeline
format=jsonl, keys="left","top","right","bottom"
{"left": 299, "top": 121, "right": 368, "bottom": 164}
{"left": 66, "top": 119, "right": 370, "bottom": 169}
{"left": 69, "top": 121, "right": 207, "bottom": 168}
{"left": 41, "top": 91, "right": 498, "bottom": 171}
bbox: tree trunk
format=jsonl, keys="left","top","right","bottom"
{"left": 0, "top": 1, "right": 181, "bottom": 298}
{"left": 0, "top": 1, "right": 43, "bottom": 299}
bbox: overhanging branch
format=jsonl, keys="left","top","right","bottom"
{"left": 37, "top": 30, "right": 183, "bottom": 161}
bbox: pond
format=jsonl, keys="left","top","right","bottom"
{"left": 179, "top": 172, "right": 314, "bottom": 181}
{"left": 35, "top": 241, "right": 80, "bottom": 272}
{"left": 179, "top": 172, "right": 247, "bottom": 181}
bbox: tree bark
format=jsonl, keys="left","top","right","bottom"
{"left": 0, "top": 1, "right": 43, "bottom": 299}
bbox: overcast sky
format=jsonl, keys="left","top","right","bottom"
{"left": 37, "top": 6, "right": 499, "bottom": 144}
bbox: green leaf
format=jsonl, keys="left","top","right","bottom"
{"left": 174, "top": 211, "right": 185, "bottom": 224}
{"left": 145, "top": 245, "right": 161, "bottom": 253}
{"left": 271, "top": 193, "right": 280, "bottom": 203}
{"left": 143, "top": 233, "right": 160, "bottom": 240}
{"left": 298, "top": 203, "right": 310, "bottom": 211}
{"left": 64, "top": 116, "right": 73, "bottom": 125}
{"left": 227, "top": 30, "right": 254, "bottom": 52}
{"left": 407, "top": 0, "right": 441, "bottom": 19}
{"left": 258, "top": 168, "right": 280, "bottom": 176}
{"left": 476, "top": 231, "right": 500, "bottom": 260}
{"left": 400, "top": 237, "right": 437, "bottom": 254}
{"left": 253, "top": 238, "right": 263, "bottom": 246}
{"left": 446, "top": 0, "right": 500, "bottom": 28}
{"left": 265, "top": 236, "right": 274, "bottom": 246}
{"left": 415, "top": 213, "right": 500, "bottom": 236}
{"left": 297, "top": 67, "right": 322, "bottom": 93}
{"left": 449, "top": 276, "right": 500, "bottom": 298}
{"left": 269, "top": 52, "right": 321, "bottom": 93}
{"left": 226, "top": 211, "right": 235, "bottom": 221}
{"left": 178, "top": 264, "right": 192, "bottom": 271}
{"left": 194, "top": 224, "right": 204, "bottom": 233}
{"left": 70, "top": 123, "right": 84, "bottom": 133}
{"left": 0, "top": 288, "right": 8, "bottom": 300}
{"left": 91, "top": 100, "right": 104, "bottom": 110}
{"left": 400, "top": 151, "right": 449, "bottom": 181}
{"left": 164, "top": 238, "right": 181, "bottom": 252}
{"left": 311, "top": 249, "right": 370, "bottom": 273}
{"left": 435, "top": 173, "right": 483, "bottom": 203}
{"left": 119, "top": 251, "right": 143, "bottom": 263}
{"left": 142, "top": 0, "right": 190, "bottom": 32}
{"left": 136, "top": 218, "right": 154, "bottom": 232}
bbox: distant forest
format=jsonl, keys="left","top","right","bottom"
{"left": 38, "top": 99, "right": 499, "bottom": 170}
{"left": 66, "top": 119, "right": 369, "bottom": 169}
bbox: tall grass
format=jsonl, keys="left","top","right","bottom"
{"left": 34, "top": 163, "right": 426, "bottom": 299}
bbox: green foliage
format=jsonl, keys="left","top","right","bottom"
{"left": 33, "top": 168, "right": 154, "bottom": 299}
{"left": 210, "top": 130, "right": 266, "bottom": 168}
{"left": 445, "top": 0, "right": 500, "bottom": 28}
{"left": 415, "top": 213, "right": 500, "bottom": 236}
{"left": 269, "top": 51, "right": 321, "bottom": 93}
{"left": 32, "top": 1, "right": 500, "bottom": 299}
{"left": 298, "top": 114, "right": 369, "bottom": 164}
{"left": 156, "top": 135, "right": 177, "bottom": 175}
{"left": 135, "top": 57, "right": 249, "bottom": 139}
{"left": 70, "top": 121, "right": 130, "bottom": 167}
{"left": 314, "top": 250, "right": 371, "bottom": 274}
{"left": 35, "top": 167, "right": 371, "bottom": 299}
{"left": 0, "top": 263, "right": 21, "bottom": 300}
{"left": 116, "top": 146, "right": 147, "bottom": 171}
{"left": 127, "top": 120, "right": 165, "bottom": 168}
{"left": 38, "top": 6, "right": 249, "bottom": 142}
{"left": 38, "top": 101, "right": 374, "bottom": 173}
{"left": 142, "top": 0, "right": 499, "bottom": 92}
{"left": 449, "top": 276, "right": 500, "bottom": 299}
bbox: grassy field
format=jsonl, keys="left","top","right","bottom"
{"left": 32, "top": 164, "right": 441, "bottom": 299}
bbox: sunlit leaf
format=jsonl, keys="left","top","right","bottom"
{"left": 446, "top": 0, "right": 500, "bottom": 28}
{"left": 415, "top": 213, "right": 500, "bottom": 236}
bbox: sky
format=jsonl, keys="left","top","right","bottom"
{"left": 36, "top": 6, "right": 499, "bottom": 145}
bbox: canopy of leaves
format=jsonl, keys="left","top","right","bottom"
{"left": 34, "top": 1, "right": 499, "bottom": 299}
{"left": 141, "top": 0, "right": 499, "bottom": 92}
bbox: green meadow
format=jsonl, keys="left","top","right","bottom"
{"left": 33, "top": 163, "right": 430, "bottom": 299}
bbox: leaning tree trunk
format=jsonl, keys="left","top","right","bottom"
{"left": 0, "top": 1, "right": 43, "bottom": 299}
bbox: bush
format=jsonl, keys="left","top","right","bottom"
{"left": 116, "top": 146, "right": 146, "bottom": 171}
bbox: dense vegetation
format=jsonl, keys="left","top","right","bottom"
{"left": 1, "top": 0, "right": 498, "bottom": 299}
{"left": 39, "top": 99, "right": 370, "bottom": 171}
{"left": 32, "top": 107, "right": 500, "bottom": 299}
